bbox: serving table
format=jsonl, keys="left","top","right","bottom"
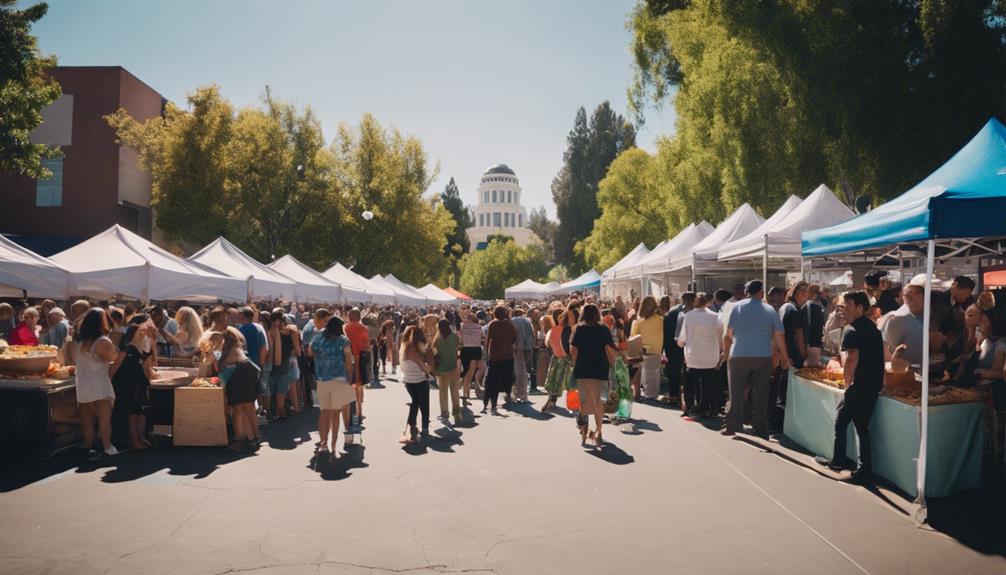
{"left": 0, "top": 376, "right": 80, "bottom": 459}
{"left": 784, "top": 371, "right": 984, "bottom": 497}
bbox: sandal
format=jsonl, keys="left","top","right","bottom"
{"left": 227, "top": 440, "right": 245, "bottom": 452}
{"left": 593, "top": 431, "right": 604, "bottom": 448}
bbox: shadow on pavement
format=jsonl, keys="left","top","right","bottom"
{"left": 312, "top": 444, "right": 368, "bottom": 480}
{"left": 99, "top": 446, "right": 250, "bottom": 483}
{"left": 586, "top": 441, "right": 634, "bottom": 465}
{"left": 505, "top": 401, "right": 552, "bottom": 421}
{"left": 262, "top": 410, "right": 318, "bottom": 451}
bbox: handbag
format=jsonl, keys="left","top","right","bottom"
{"left": 566, "top": 388, "right": 580, "bottom": 411}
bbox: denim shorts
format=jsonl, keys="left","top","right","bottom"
{"left": 269, "top": 370, "right": 291, "bottom": 395}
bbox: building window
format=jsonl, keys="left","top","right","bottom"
{"left": 505, "top": 213, "right": 510, "bottom": 227}
{"left": 478, "top": 213, "right": 483, "bottom": 226}
{"left": 492, "top": 190, "right": 497, "bottom": 203}
{"left": 506, "top": 190, "right": 512, "bottom": 203}
{"left": 493, "top": 212, "right": 501, "bottom": 227}
{"left": 36, "top": 157, "right": 63, "bottom": 207}
{"left": 519, "top": 213, "right": 524, "bottom": 227}
{"left": 483, "top": 191, "right": 488, "bottom": 203}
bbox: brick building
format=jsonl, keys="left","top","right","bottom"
{"left": 0, "top": 66, "right": 166, "bottom": 254}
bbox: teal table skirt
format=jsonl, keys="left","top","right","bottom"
{"left": 784, "top": 372, "right": 984, "bottom": 498}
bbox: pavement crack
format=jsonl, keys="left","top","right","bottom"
{"left": 103, "top": 490, "right": 210, "bottom": 573}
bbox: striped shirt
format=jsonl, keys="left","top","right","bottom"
{"left": 460, "top": 320, "right": 483, "bottom": 348}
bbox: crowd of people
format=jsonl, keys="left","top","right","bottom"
{"left": 1, "top": 268, "right": 1002, "bottom": 477}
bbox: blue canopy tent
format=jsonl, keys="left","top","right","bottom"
{"left": 802, "top": 117, "right": 1006, "bottom": 522}
{"left": 803, "top": 118, "right": 1006, "bottom": 255}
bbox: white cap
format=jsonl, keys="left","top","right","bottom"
{"left": 908, "top": 273, "right": 930, "bottom": 287}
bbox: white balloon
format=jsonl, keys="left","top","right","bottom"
{"left": 362, "top": 210, "right": 374, "bottom": 221}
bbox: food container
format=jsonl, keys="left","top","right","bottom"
{"left": 0, "top": 355, "right": 55, "bottom": 374}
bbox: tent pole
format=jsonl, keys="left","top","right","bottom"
{"left": 915, "top": 238, "right": 935, "bottom": 524}
{"left": 690, "top": 266, "right": 696, "bottom": 292}
{"left": 762, "top": 234, "right": 769, "bottom": 287}
{"left": 800, "top": 257, "right": 806, "bottom": 282}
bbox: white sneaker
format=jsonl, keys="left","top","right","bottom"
{"left": 104, "top": 445, "right": 119, "bottom": 456}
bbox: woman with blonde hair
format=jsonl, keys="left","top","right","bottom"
{"left": 161, "top": 306, "right": 203, "bottom": 358}
{"left": 216, "top": 326, "right": 261, "bottom": 452}
{"left": 399, "top": 325, "right": 432, "bottom": 443}
{"left": 630, "top": 295, "right": 663, "bottom": 400}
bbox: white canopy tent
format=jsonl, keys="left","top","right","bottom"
{"left": 321, "top": 263, "right": 395, "bottom": 304}
{"left": 504, "top": 278, "right": 552, "bottom": 300}
{"left": 601, "top": 242, "right": 651, "bottom": 299}
{"left": 49, "top": 225, "right": 248, "bottom": 302}
{"left": 188, "top": 237, "right": 298, "bottom": 301}
{"left": 669, "top": 204, "right": 765, "bottom": 273}
{"left": 267, "top": 255, "right": 347, "bottom": 304}
{"left": 636, "top": 221, "right": 715, "bottom": 277}
{"left": 370, "top": 274, "right": 428, "bottom": 307}
{"left": 718, "top": 185, "right": 855, "bottom": 285}
{"left": 716, "top": 195, "right": 802, "bottom": 261}
{"left": 417, "top": 284, "right": 458, "bottom": 304}
{"left": 0, "top": 235, "right": 73, "bottom": 299}
{"left": 551, "top": 268, "right": 602, "bottom": 295}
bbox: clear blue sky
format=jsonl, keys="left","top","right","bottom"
{"left": 28, "top": 0, "right": 676, "bottom": 217}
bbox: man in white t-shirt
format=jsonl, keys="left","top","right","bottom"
{"left": 678, "top": 293, "right": 723, "bottom": 418}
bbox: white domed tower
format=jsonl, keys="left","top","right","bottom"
{"left": 466, "top": 164, "right": 534, "bottom": 249}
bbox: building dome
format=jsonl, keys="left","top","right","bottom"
{"left": 483, "top": 163, "right": 515, "bottom": 176}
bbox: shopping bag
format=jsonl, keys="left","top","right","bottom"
{"left": 617, "top": 398, "right": 632, "bottom": 419}
{"left": 566, "top": 388, "right": 580, "bottom": 411}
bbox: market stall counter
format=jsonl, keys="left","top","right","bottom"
{"left": 149, "top": 368, "right": 197, "bottom": 436}
{"left": 785, "top": 369, "right": 984, "bottom": 498}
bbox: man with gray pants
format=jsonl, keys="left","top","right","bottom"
{"left": 721, "top": 280, "right": 790, "bottom": 438}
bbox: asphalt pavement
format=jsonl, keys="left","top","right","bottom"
{"left": 1, "top": 373, "right": 1004, "bottom": 575}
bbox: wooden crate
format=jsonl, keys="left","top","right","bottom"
{"left": 172, "top": 386, "right": 227, "bottom": 446}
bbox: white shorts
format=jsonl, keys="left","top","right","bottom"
{"left": 316, "top": 378, "right": 354, "bottom": 411}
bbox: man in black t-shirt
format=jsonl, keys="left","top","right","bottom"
{"left": 823, "top": 290, "right": 885, "bottom": 482}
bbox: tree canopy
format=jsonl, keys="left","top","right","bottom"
{"left": 107, "top": 86, "right": 454, "bottom": 286}
{"left": 0, "top": 0, "right": 61, "bottom": 179}
{"left": 578, "top": 147, "right": 667, "bottom": 271}
{"left": 459, "top": 238, "right": 548, "bottom": 300}
{"left": 551, "top": 102, "right": 636, "bottom": 273}
{"left": 626, "top": 0, "right": 1006, "bottom": 219}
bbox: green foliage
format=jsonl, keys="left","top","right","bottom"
{"left": 0, "top": 0, "right": 61, "bottom": 178}
{"left": 440, "top": 177, "right": 471, "bottom": 255}
{"left": 546, "top": 264, "right": 569, "bottom": 283}
{"left": 527, "top": 205, "right": 558, "bottom": 263}
{"left": 107, "top": 87, "right": 453, "bottom": 286}
{"left": 626, "top": 0, "right": 1006, "bottom": 226}
{"left": 459, "top": 238, "right": 548, "bottom": 300}
{"left": 578, "top": 147, "right": 669, "bottom": 270}
{"left": 551, "top": 102, "right": 636, "bottom": 274}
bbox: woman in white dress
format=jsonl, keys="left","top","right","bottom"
{"left": 74, "top": 308, "right": 119, "bottom": 459}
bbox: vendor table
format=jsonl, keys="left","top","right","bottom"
{"left": 784, "top": 372, "right": 984, "bottom": 498}
{"left": 148, "top": 368, "right": 196, "bottom": 437}
{"left": 0, "top": 377, "right": 80, "bottom": 459}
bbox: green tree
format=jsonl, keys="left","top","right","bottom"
{"left": 527, "top": 205, "right": 558, "bottom": 263}
{"left": 627, "top": 0, "right": 1006, "bottom": 221}
{"left": 107, "top": 85, "right": 236, "bottom": 247}
{"left": 459, "top": 238, "right": 548, "bottom": 300}
{"left": 440, "top": 177, "right": 471, "bottom": 254}
{"left": 108, "top": 87, "right": 453, "bottom": 285}
{"left": 325, "top": 114, "right": 455, "bottom": 285}
{"left": 0, "top": 0, "right": 61, "bottom": 178}
{"left": 578, "top": 147, "right": 668, "bottom": 270}
{"left": 552, "top": 102, "right": 636, "bottom": 273}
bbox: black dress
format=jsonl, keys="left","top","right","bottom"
{"left": 112, "top": 345, "right": 151, "bottom": 416}
{"left": 225, "top": 360, "right": 260, "bottom": 406}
